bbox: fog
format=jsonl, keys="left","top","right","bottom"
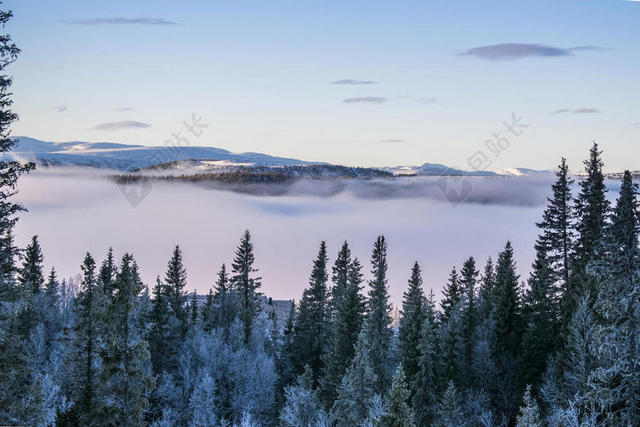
{"left": 13, "top": 168, "right": 619, "bottom": 305}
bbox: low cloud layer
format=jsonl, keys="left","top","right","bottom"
{"left": 343, "top": 96, "right": 388, "bottom": 104}
{"left": 553, "top": 108, "right": 602, "bottom": 114}
{"left": 330, "top": 79, "right": 377, "bottom": 85}
{"left": 92, "top": 120, "right": 151, "bottom": 131}
{"left": 461, "top": 43, "right": 605, "bottom": 60}
{"left": 65, "top": 17, "right": 178, "bottom": 25}
{"left": 53, "top": 105, "right": 67, "bottom": 113}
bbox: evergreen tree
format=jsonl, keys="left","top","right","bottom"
{"left": 478, "top": 257, "right": 496, "bottom": 319}
{"left": 19, "top": 235, "right": 44, "bottom": 294}
{"left": 566, "top": 143, "right": 610, "bottom": 322}
{"left": 320, "top": 257, "right": 365, "bottom": 406}
{"left": 398, "top": 262, "right": 425, "bottom": 389}
{"left": 493, "top": 241, "right": 523, "bottom": 421}
{"left": 381, "top": 364, "right": 416, "bottom": 427}
{"left": 213, "top": 263, "right": 236, "bottom": 339}
{"left": 364, "top": 235, "right": 393, "bottom": 395}
{"left": 412, "top": 313, "right": 438, "bottom": 426}
{"left": 148, "top": 276, "right": 171, "bottom": 376}
{"left": 332, "top": 328, "right": 379, "bottom": 426}
{"left": 188, "top": 373, "right": 217, "bottom": 426}
{"left": 440, "top": 266, "right": 461, "bottom": 323}
{"left": 434, "top": 381, "right": 463, "bottom": 427}
{"left": 291, "top": 241, "right": 330, "bottom": 384}
{"left": 276, "top": 301, "right": 297, "bottom": 409}
{"left": 69, "top": 253, "right": 102, "bottom": 424}
{"left": 330, "top": 241, "right": 352, "bottom": 318}
{"left": 231, "top": 230, "right": 262, "bottom": 343}
{"left": 516, "top": 385, "right": 541, "bottom": 427}
{"left": 98, "top": 247, "right": 117, "bottom": 295}
{"left": 44, "top": 268, "right": 59, "bottom": 306}
{"left": 99, "top": 253, "right": 154, "bottom": 425}
{"left": 459, "top": 256, "right": 478, "bottom": 382}
{"left": 165, "top": 245, "right": 188, "bottom": 332}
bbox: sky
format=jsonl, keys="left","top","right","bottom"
{"left": 5, "top": 0, "right": 640, "bottom": 171}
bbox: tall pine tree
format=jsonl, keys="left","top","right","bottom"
{"left": 231, "top": 230, "right": 262, "bottom": 343}
{"left": 398, "top": 262, "right": 425, "bottom": 390}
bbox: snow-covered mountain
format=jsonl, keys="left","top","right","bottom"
{"left": 7, "top": 137, "right": 318, "bottom": 171}
{"left": 382, "top": 163, "right": 498, "bottom": 177}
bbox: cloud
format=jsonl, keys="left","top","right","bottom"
{"left": 553, "top": 108, "right": 601, "bottom": 114}
{"left": 65, "top": 17, "right": 178, "bottom": 26}
{"left": 92, "top": 120, "right": 151, "bottom": 131}
{"left": 330, "top": 79, "right": 377, "bottom": 85}
{"left": 461, "top": 43, "right": 605, "bottom": 60}
{"left": 416, "top": 97, "right": 438, "bottom": 105}
{"left": 53, "top": 105, "right": 67, "bottom": 113}
{"left": 343, "top": 97, "right": 388, "bottom": 104}
{"left": 632, "top": 122, "right": 640, "bottom": 129}
{"left": 380, "top": 139, "right": 405, "bottom": 144}
{"left": 113, "top": 107, "right": 134, "bottom": 112}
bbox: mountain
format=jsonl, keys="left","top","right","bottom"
{"left": 7, "top": 137, "right": 318, "bottom": 171}
{"left": 382, "top": 163, "right": 498, "bottom": 177}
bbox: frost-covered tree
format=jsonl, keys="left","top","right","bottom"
{"left": 231, "top": 230, "right": 262, "bottom": 343}
{"left": 280, "top": 365, "right": 327, "bottom": 427}
{"left": 332, "top": 328, "right": 379, "bottom": 426}
{"left": 165, "top": 245, "right": 188, "bottom": 332}
{"left": 19, "top": 235, "right": 44, "bottom": 294}
{"left": 381, "top": 364, "right": 416, "bottom": 427}
{"left": 398, "top": 262, "right": 425, "bottom": 389}
{"left": 459, "top": 256, "right": 478, "bottom": 383}
{"left": 516, "top": 385, "right": 541, "bottom": 427}
{"left": 188, "top": 372, "right": 217, "bottom": 426}
{"left": 434, "top": 381, "right": 464, "bottom": 427}
{"left": 412, "top": 313, "right": 438, "bottom": 426}
{"left": 440, "top": 266, "right": 461, "bottom": 323}
{"left": 98, "top": 247, "right": 117, "bottom": 295}
{"left": 364, "top": 235, "right": 393, "bottom": 395}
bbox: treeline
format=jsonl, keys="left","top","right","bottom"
{"left": 2, "top": 142, "right": 640, "bottom": 426}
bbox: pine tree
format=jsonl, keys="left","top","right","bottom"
{"left": 99, "top": 253, "right": 154, "bottom": 425}
{"left": 291, "top": 241, "right": 330, "bottom": 384}
{"left": 213, "top": 263, "right": 236, "bottom": 339}
{"left": 478, "top": 257, "right": 496, "bottom": 319}
{"left": 516, "top": 385, "right": 541, "bottom": 427}
{"left": 276, "top": 301, "right": 297, "bottom": 409}
{"left": 99, "top": 247, "right": 117, "bottom": 295}
{"left": 19, "top": 235, "right": 44, "bottom": 294}
{"left": 165, "top": 245, "right": 188, "bottom": 332}
{"left": 440, "top": 266, "right": 461, "bottom": 323}
{"left": 44, "top": 268, "right": 59, "bottom": 306}
{"left": 459, "top": 256, "right": 478, "bottom": 383}
{"left": 493, "top": 241, "right": 523, "bottom": 421}
{"left": 434, "top": 381, "right": 463, "bottom": 427}
{"left": 149, "top": 276, "right": 171, "bottom": 376}
{"left": 69, "top": 252, "right": 102, "bottom": 424}
{"left": 398, "top": 262, "right": 425, "bottom": 389}
{"left": 201, "top": 288, "right": 215, "bottom": 332}
{"left": 231, "top": 230, "right": 262, "bottom": 343}
{"left": 320, "top": 257, "right": 365, "bottom": 406}
{"left": 381, "top": 365, "right": 416, "bottom": 427}
{"left": 332, "top": 328, "right": 379, "bottom": 426}
{"left": 566, "top": 143, "right": 610, "bottom": 322}
{"left": 330, "top": 241, "right": 352, "bottom": 318}
{"left": 364, "top": 235, "right": 393, "bottom": 395}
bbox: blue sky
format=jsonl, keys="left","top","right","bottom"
{"left": 5, "top": 0, "right": 640, "bottom": 171}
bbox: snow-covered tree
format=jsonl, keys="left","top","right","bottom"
{"left": 398, "top": 262, "right": 425, "bottom": 389}
{"left": 516, "top": 385, "right": 541, "bottom": 427}
{"left": 231, "top": 230, "right": 262, "bottom": 343}
{"left": 381, "top": 364, "right": 416, "bottom": 427}
{"left": 280, "top": 365, "right": 327, "bottom": 427}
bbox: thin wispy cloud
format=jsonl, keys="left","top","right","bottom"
{"left": 65, "top": 17, "right": 179, "bottom": 26}
{"left": 632, "top": 122, "right": 640, "bottom": 129}
{"left": 553, "top": 108, "right": 601, "bottom": 114}
{"left": 416, "top": 97, "right": 438, "bottom": 105}
{"left": 53, "top": 105, "right": 67, "bottom": 113}
{"left": 461, "top": 43, "right": 606, "bottom": 60}
{"left": 330, "top": 79, "right": 377, "bottom": 85}
{"left": 92, "top": 120, "right": 151, "bottom": 131}
{"left": 113, "top": 107, "right": 135, "bottom": 112}
{"left": 343, "top": 97, "right": 388, "bottom": 104}
{"left": 380, "top": 139, "right": 405, "bottom": 143}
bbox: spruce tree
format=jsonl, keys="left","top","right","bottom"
{"left": 280, "top": 365, "right": 326, "bottom": 427}
{"left": 98, "top": 247, "right": 117, "bottom": 295}
{"left": 459, "top": 256, "right": 478, "bottom": 382}
{"left": 398, "top": 262, "right": 425, "bottom": 389}
{"left": 148, "top": 276, "right": 171, "bottom": 376}
{"left": 516, "top": 385, "right": 541, "bottom": 427}
{"left": 99, "top": 253, "right": 154, "bottom": 425}
{"left": 19, "top": 235, "right": 44, "bottom": 294}
{"left": 493, "top": 241, "right": 523, "bottom": 421}
{"left": 69, "top": 253, "right": 102, "bottom": 424}
{"left": 412, "top": 313, "right": 439, "bottom": 426}
{"left": 434, "top": 381, "right": 463, "bottom": 427}
{"left": 364, "top": 235, "right": 393, "bottom": 395}
{"left": 213, "top": 263, "right": 236, "bottom": 340}
{"left": 330, "top": 241, "right": 352, "bottom": 318}
{"left": 164, "top": 245, "right": 188, "bottom": 332}
{"left": 440, "top": 266, "right": 461, "bottom": 323}
{"left": 332, "top": 328, "right": 379, "bottom": 426}
{"left": 381, "top": 365, "right": 416, "bottom": 427}
{"left": 320, "top": 257, "right": 365, "bottom": 406}
{"left": 291, "top": 241, "right": 330, "bottom": 384}
{"left": 566, "top": 143, "right": 610, "bottom": 322}
{"left": 478, "top": 257, "right": 496, "bottom": 319}
{"left": 231, "top": 230, "right": 262, "bottom": 343}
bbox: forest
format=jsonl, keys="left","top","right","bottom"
{"left": 2, "top": 8, "right": 640, "bottom": 427}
